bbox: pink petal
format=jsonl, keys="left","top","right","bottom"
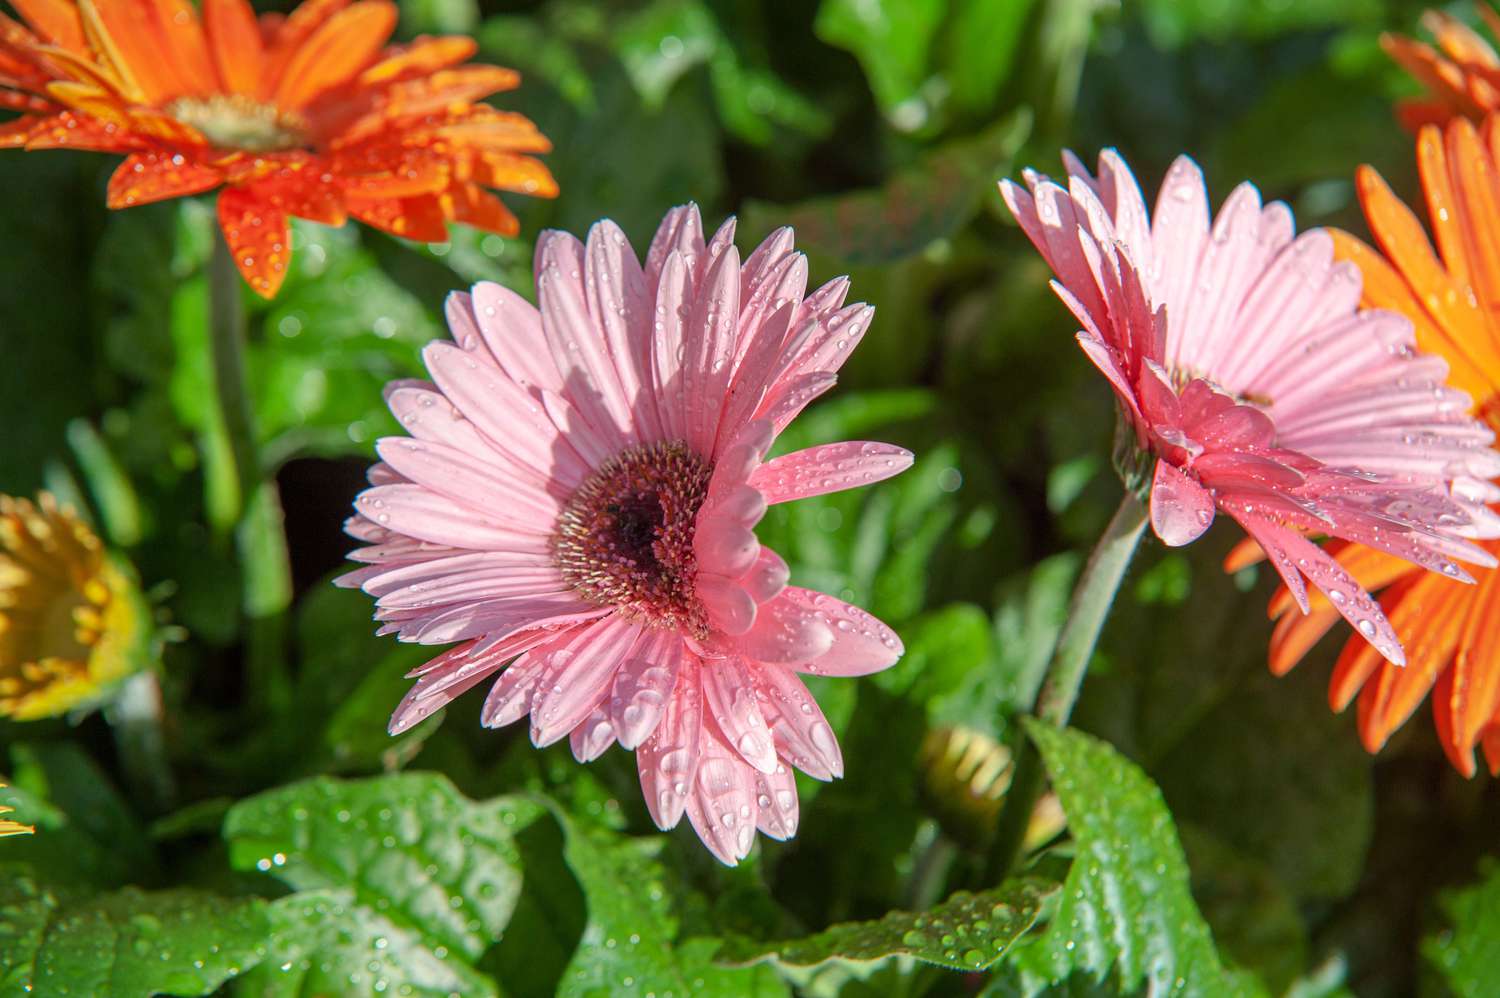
{"left": 750, "top": 442, "right": 913, "bottom": 505}
{"left": 755, "top": 763, "right": 799, "bottom": 840}
{"left": 684, "top": 717, "right": 760, "bottom": 865}
{"left": 694, "top": 514, "right": 759, "bottom": 579}
{"left": 585, "top": 219, "right": 658, "bottom": 440}
{"left": 375, "top": 437, "right": 560, "bottom": 524}
{"left": 742, "top": 547, "right": 790, "bottom": 604}
{"left": 701, "top": 657, "right": 778, "bottom": 774}
{"left": 536, "top": 230, "right": 633, "bottom": 448}
{"left": 682, "top": 243, "right": 740, "bottom": 456}
{"left": 780, "top": 586, "right": 904, "bottom": 677}
{"left": 737, "top": 591, "right": 835, "bottom": 664}
{"left": 650, "top": 251, "right": 691, "bottom": 440}
{"left": 410, "top": 593, "right": 597, "bottom": 645}
{"left": 356, "top": 484, "right": 549, "bottom": 553}
{"left": 1149, "top": 460, "right": 1216, "bottom": 547}
{"left": 755, "top": 663, "right": 843, "bottom": 779}
{"left": 530, "top": 616, "right": 645, "bottom": 747}
{"left": 645, "top": 203, "right": 705, "bottom": 295}
{"left": 481, "top": 650, "right": 554, "bottom": 729}
{"left": 638, "top": 658, "right": 705, "bottom": 830}
{"left": 698, "top": 574, "right": 757, "bottom": 635}
{"left": 609, "top": 630, "right": 684, "bottom": 749}
{"left": 570, "top": 707, "right": 616, "bottom": 762}
{"left": 469, "top": 281, "right": 564, "bottom": 393}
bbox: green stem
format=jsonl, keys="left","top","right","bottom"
{"left": 107, "top": 671, "right": 174, "bottom": 811}
{"left": 208, "top": 236, "right": 293, "bottom": 716}
{"left": 209, "top": 233, "right": 258, "bottom": 522}
{"left": 983, "top": 490, "right": 1148, "bottom": 884}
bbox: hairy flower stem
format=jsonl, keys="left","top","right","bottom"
{"left": 983, "top": 490, "right": 1148, "bottom": 884}
{"left": 106, "top": 671, "right": 175, "bottom": 810}
{"left": 208, "top": 236, "right": 292, "bottom": 716}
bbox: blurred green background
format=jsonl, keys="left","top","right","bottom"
{"left": 4, "top": 1, "right": 1500, "bottom": 996}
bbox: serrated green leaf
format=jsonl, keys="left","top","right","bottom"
{"left": 552, "top": 811, "right": 786, "bottom": 998}
{"left": 233, "top": 888, "right": 496, "bottom": 998}
{"left": 223, "top": 773, "right": 545, "bottom": 974}
{"left": 1424, "top": 858, "right": 1500, "bottom": 997}
{"left": 718, "top": 879, "right": 1051, "bottom": 971}
{"left": 1015, "top": 722, "right": 1265, "bottom": 998}
{"left": 0, "top": 870, "right": 267, "bottom": 997}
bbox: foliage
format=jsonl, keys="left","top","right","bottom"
{"left": 0, "top": 0, "right": 1493, "bottom": 996}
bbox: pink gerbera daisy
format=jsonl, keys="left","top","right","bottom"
{"left": 1001, "top": 151, "right": 1500, "bottom": 666}
{"left": 337, "top": 205, "right": 911, "bottom": 864}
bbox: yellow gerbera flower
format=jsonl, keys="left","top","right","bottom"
{"left": 0, "top": 493, "right": 149, "bottom": 719}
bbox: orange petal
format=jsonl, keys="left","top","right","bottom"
{"left": 436, "top": 109, "right": 553, "bottom": 153}
{"left": 1382, "top": 33, "right": 1480, "bottom": 120}
{"left": 0, "top": 115, "right": 40, "bottom": 146}
{"left": 1416, "top": 123, "right": 1472, "bottom": 286}
{"left": 346, "top": 193, "right": 449, "bottom": 242}
{"left": 217, "top": 186, "right": 291, "bottom": 298}
{"left": 442, "top": 181, "right": 517, "bottom": 235}
{"left": 382, "top": 65, "right": 520, "bottom": 117}
{"left": 1351, "top": 165, "right": 1500, "bottom": 396}
{"left": 1330, "top": 572, "right": 1425, "bottom": 712}
{"left": 202, "top": 0, "right": 262, "bottom": 95}
{"left": 10, "top": 0, "right": 86, "bottom": 53}
{"left": 473, "top": 152, "right": 557, "bottom": 198}
{"left": 335, "top": 152, "right": 448, "bottom": 198}
{"left": 258, "top": 0, "right": 344, "bottom": 86}
{"left": 1423, "top": 10, "right": 1500, "bottom": 69}
{"left": 1449, "top": 556, "right": 1500, "bottom": 754}
{"left": 1222, "top": 536, "right": 1265, "bottom": 573}
{"left": 20, "top": 107, "right": 127, "bottom": 150}
{"left": 108, "top": 150, "right": 221, "bottom": 207}
{"left": 152, "top": 0, "right": 218, "bottom": 95}
{"left": 1444, "top": 120, "right": 1500, "bottom": 333}
{"left": 272, "top": 0, "right": 396, "bottom": 111}
{"left": 77, "top": 0, "right": 188, "bottom": 103}
{"left": 1358, "top": 576, "right": 1468, "bottom": 750}
{"left": 1482, "top": 723, "right": 1500, "bottom": 775}
{"left": 1431, "top": 666, "right": 1475, "bottom": 777}
{"left": 358, "top": 35, "right": 475, "bottom": 85}
{"left": 1268, "top": 603, "right": 1343, "bottom": 677}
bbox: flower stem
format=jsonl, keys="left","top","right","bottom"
{"left": 208, "top": 233, "right": 258, "bottom": 523}
{"left": 106, "top": 671, "right": 174, "bottom": 811}
{"left": 983, "top": 490, "right": 1148, "bottom": 884}
{"left": 207, "top": 235, "right": 293, "bottom": 716}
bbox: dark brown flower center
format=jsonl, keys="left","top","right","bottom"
{"left": 551, "top": 441, "right": 713, "bottom": 636}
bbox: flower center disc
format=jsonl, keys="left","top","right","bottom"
{"left": 165, "top": 95, "right": 307, "bottom": 152}
{"left": 551, "top": 441, "right": 713, "bottom": 635}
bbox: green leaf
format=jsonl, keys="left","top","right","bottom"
{"left": 1138, "top": 0, "right": 1381, "bottom": 48}
{"left": 235, "top": 889, "right": 496, "bottom": 998}
{"left": 941, "top": 0, "right": 1037, "bottom": 115}
{"left": 718, "top": 879, "right": 1051, "bottom": 971}
{"left": 1013, "top": 722, "right": 1265, "bottom": 998}
{"left": 1424, "top": 858, "right": 1500, "bottom": 997}
{"left": 615, "top": 0, "right": 719, "bottom": 109}
{"left": 743, "top": 110, "right": 1030, "bottom": 265}
{"left": 2, "top": 743, "right": 155, "bottom": 888}
{"left": 223, "top": 773, "right": 549, "bottom": 994}
{"left": 815, "top": 0, "right": 945, "bottom": 125}
{"left": 0, "top": 870, "right": 268, "bottom": 997}
{"left": 551, "top": 810, "right": 786, "bottom": 998}
{"left": 398, "top": 0, "right": 476, "bottom": 35}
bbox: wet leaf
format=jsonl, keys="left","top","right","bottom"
{"left": 1423, "top": 859, "right": 1500, "bottom": 998}
{"left": 0, "top": 870, "right": 267, "bottom": 997}
{"left": 1012, "top": 722, "right": 1265, "bottom": 997}
{"left": 718, "top": 879, "right": 1051, "bottom": 971}
{"left": 223, "top": 773, "right": 548, "bottom": 994}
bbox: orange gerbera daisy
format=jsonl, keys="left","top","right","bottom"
{"left": 1239, "top": 116, "right": 1500, "bottom": 776}
{"left": 0, "top": 0, "right": 556, "bottom": 296}
{"left": 1383, "top": 4, "right": 1500, "bottom": 130}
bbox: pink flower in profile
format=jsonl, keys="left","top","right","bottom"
{"left": 338, "top": 205, "right": 911, "bottom": 864}
{"left": 1001, "top": 151, "right": 1500, "bottom": 666}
